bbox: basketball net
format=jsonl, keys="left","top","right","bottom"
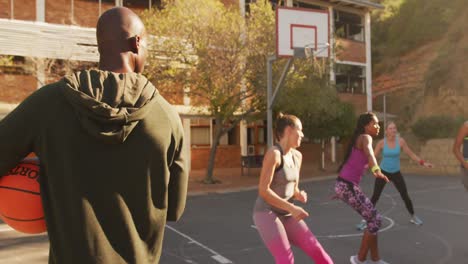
{"left": 304, "top": 43, "right": 329, "bottom": 78}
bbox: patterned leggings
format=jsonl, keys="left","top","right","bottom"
{"left": 253, "top": 210, "right": 334, "bottom": 264}
{"left": 334, "top": 179, "right": 382, "bottom": 234}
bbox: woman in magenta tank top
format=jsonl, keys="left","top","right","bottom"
{"left": 253, "top": 113, "right": 333, "bottom": 264}
{"left": 334, "top": 112, "right": 390, "bottom": 264}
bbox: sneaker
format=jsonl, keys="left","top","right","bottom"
{"left": 410, "top": 215, "right": 423, "bottom": 225}
{"left": 368, "top": 259, "right": 390, "bottom": 264}
{"left": 356, "top": 219, "right": 367, "bottom": 231}
{"left": 350, "top": 255, "right": 367, "bottom": 264}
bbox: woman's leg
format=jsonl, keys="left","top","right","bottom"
{"left": 370, "top": 174, "right": 389, "bottom": 206}
{"left": 391, "top": 171, "right": 415, "bottom": 215}
{"left": 281, "top": 216, "right": 334, "bottom": 264}
{"left": 253, "top": 211, "right": 294, "bottom": 264}
{"left": 335, "top": 181, "right": 382, "bottom": 262}
{"left": 461, "top": 166, "right": 468, "bottom": 191}
{"left": 354, "top": 176, "right": 387, "bottom": 231}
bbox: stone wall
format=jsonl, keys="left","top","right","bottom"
{"left": 401, "top": 138, "right": 460, "bottom": 175}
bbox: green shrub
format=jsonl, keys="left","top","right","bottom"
{"left": 372, "top": 0, "right": 466, "bottom": 75}
{"left": 411, "top": 116, "right": 464, "bottom": 141}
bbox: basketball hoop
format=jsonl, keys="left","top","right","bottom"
{"left": 276, "top": 7, "right": 329, "bottom": 58}
{"left": 267, "top": 7, "right": 330, "bottom": 147}
{"left": 293, "top": 43, "right": 329, "bottom": 59}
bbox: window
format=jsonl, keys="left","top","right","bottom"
{"left": 247, "top": 120, "right": 267, "bottom": 145}
{"left": 216, "top": 120, "right": 238, "bottom": 146}
{"left": 191, "top": 118, "right": 210, "bottom": 146}
{"left": 334, "top": 10, "right": 364, "bottom": 42}
{"left": 190, "top": 118, "right": 239, "bottom": 146}
{"left": 191, "top": 127, "right": 210, "bottom": 145}
{"left": 219, "top": 126, "right": 238, "bottom": 146}
{"left": 228, "top": 127, "right": 238, "bottom": 145}
{"left": 247, "top": 127, "right": 254, "bottom": 145}
{"left": 335, "top": 64, "right": 366, "bottom": 94}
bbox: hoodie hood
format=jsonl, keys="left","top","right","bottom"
{"left": 62, "top": 70, "right": 157, "bottom": 144}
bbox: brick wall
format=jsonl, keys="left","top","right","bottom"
{"left": 156, "top": 82, "right": 184, "bottom": 105}
{"left": 401, "top": 138, "right": 460, "bottom": 176}
{"left": 0, "top": 74, "right": 37, "bottom": 103}
{"left": 338, "top": 93, "right": 367, "bottom": 113}
{"left": 45, "top": 0, "right": 146, "bottom": 27}
{"left": 0, "top": 0, "right": 10, "bottom": 18}
{"left": 299, "top": 141, "right": 345, "bottom": 163}
{"left": 191, "top": 145, "right": 241, "bottom": 170}
{"left": 0, "top": 0, "right": 36, "bottom": 20}
{"left": 0, "top": 0, "right": 146, "bottom": 27}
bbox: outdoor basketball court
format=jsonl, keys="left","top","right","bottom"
{"left": 1, "top": 173, "right": 466, "bottom": 263}
{"left": 159, "top": 173, "right": 468, "bottom": 264}
{"left": 0, "top": 6, "right": 465, "bottom": 264}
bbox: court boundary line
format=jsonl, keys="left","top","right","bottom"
{"left": 251, "top": 216, "right": 395, "bottom": 239}
{"left": 165, "top": 225, "right": 233, "bottom": 264}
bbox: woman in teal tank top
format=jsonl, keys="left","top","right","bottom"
{"left": 452, "top": 121, "right": 468, "bottom": 190}
{"left": 356, "top": 121, "right": 433, "bottom": 230}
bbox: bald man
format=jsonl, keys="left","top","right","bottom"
{"left": 0, "top": 7, "right": 188, "bottom": 264}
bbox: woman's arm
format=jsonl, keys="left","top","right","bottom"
{"left": 453, "top": 122, "right": 468, "bottom": 169}
{"left": 292, "top": 150, "right": 307, "bottom": 204}
{"left": 400, "top": 137, "right": 433, "bottom": 168}
{"left": 361, "top": 134, "right": 389, "bottom": 182}
{"left": 258, "top": 148, "right": 308, "bottom": 220}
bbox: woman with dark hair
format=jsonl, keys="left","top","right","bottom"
{"left": 356, "top": 121, "right": 433, "bottom": 230}
{"left": 334, "top": 112, "right": 389, "bottom": 264}
{"left": 253, "top": 113, "right": 333, "bottom": 264}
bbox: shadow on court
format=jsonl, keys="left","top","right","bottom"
{"left": 0, "top": 174, "right": 467, "bottom": 264}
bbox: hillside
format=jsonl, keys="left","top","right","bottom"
{"left": 371, "top": 0, "right": 468, "bottom": 128}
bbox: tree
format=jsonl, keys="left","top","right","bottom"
{"left": 275, "top": 60, "right": 356, "bottom": 169}
{"left": 0, "top": 56, "right": 13, "bottom": 68}
{"left": 141, "top": 0, "right": 275, "bottom": 183}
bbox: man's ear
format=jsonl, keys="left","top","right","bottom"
{"left": 129, "top": 36, "right": 140, "bottom": 53}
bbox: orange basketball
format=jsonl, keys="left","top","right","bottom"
{"left": 0, "top": 158, "right": 46, "bottom": 234}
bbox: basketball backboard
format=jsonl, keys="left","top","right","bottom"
{"left": 276, "top": 7, "right": 329, "bottom": 58}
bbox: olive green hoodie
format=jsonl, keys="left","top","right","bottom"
{"left": 0, "top": 70, "right": 188, "bottom": 264}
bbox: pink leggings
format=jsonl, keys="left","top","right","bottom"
{"left": 253, "top": 211, "right": 333, "bottom": 264}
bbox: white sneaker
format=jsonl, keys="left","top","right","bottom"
{"left": 350, "top": 255, "right": 367, "bottom": 264}
{"left": 410, "top": 215, "right": 423, "bottom": 225}
{"left": 356, "top": 219, "right": 367, "bottom": 231}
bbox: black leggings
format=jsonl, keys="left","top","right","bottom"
{"left": 370, "top": 170, "right": 415, "bottom": 215}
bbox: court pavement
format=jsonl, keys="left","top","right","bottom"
{"left": 1, "top": 173, "right": 467, "bottom": 264}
